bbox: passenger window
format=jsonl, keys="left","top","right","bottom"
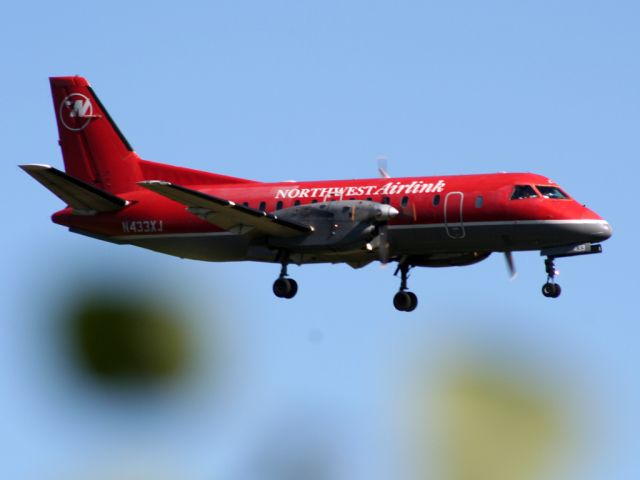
{"left": 401, "top": 196, "right": 409, "bottom": 207}
{"left": 294, "top": 200, "right": 301, "bottom": 206}
{"left": 366, "top": 197, "right": 373, "bottom": 202}
{"left": 433, "top": 194, "right": 441, "bottom": 206}
{"left": 382, "top": 196, "right": 390, "bottom": 204}
{"left": 536, "top": 185, "right": 569, "bottom": 199}
{"left": 475, "top": 195, "right": 484, "bottom": 208}
{"left": 259, "top": 201, "right": 266, "bottom": 211}
{"left": 242, "top": 202, "right": 248, "bottom": 207}
{"left": 311, "top": 199, "right": 318, "bottom": 204}
{"left": 276, "top": 201, "right": 283, "bottom": 210}
{"left": 511, "top": 185, "right": 538, "bottom": 200}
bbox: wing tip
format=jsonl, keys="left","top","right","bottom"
{"left": 19, "top": 164, "right": 53, "bottom": 172}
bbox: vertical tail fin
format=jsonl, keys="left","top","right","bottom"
{"left": 50, "top": 76, "right": 142, "bottom": 193}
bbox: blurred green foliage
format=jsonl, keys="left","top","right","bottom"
{"left": 436, "top": 369, "right": 562, "bottom": 480}
{"left": 66, "top": 293, "right": 192, "bottom": 384}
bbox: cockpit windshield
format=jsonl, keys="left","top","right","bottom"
{"left": 511, "top": 185, "right": 539, "bottom": 200}
{"left": 536, "top": 185, "right": 569, "bottom": 199}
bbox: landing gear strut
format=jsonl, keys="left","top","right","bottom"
{"left": 541, "top": 257, "right": 561, "bottom": 298}
{"left": 393, "top": 262, "right": 418, "bottom": 312}
{"left": 538, "top": 243, "right": 604, "bottom": 299}
{"left": 273, "top": 254, "right": 298, "bottom": 299}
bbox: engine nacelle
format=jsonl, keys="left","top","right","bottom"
{"left": 269, "top": 200, "right": 397, "bottom": 253}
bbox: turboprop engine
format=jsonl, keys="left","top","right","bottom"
{"left": 269, "top": 200, "right": 398, "bottom": 257}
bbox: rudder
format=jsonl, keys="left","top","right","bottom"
{"left": 50, "top": 76, "right": 142, "bottom": 193}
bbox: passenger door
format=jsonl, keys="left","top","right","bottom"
{"left": 444, "top": 191, "right": 465, "bottom": 239}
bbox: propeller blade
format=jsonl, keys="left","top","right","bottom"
{"left": 377, "top": 156, "right": 391, "bottom": 178}
{"left": 504, "top": 251, "right": 517, "bottom": 280}
{"left": 378, "top": 224, "right": 390, "bottom": 264}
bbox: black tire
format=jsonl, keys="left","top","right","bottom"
{"left": 551, "top": 283, "right": 561, "bottom": 298}
{"left": 393, "top": 291, "right": 411, "bottom": 311}
{"left": 542, "top": 283, "right": 554, "bottom": 298}
{"left": 273, "top": 277, "right": 292, "bottom": 298}
{"left": 284, "top": 279, "right": 298, "bottom": 299}
{"left": 406, "top": 291, "right": 418, "bottom": 312}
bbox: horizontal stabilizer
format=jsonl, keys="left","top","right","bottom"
{"left": 139, "top": 180, "right": 312, "bottom": 237}
{"left": 20, "top": 164, "right": 128, "bottom": 214}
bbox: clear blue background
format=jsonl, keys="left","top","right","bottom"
{"left": 1, "top": 1, "right": 638, "bottom": 479}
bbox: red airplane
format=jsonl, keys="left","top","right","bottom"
{"left": 22, "top": 76, "right": 612, "bottom": 311}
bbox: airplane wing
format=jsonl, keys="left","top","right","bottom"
{"left": 20, "top": 164, "right": 128, "bottom": 214}
{"left": 139, "top": 180, "right": 313, "bottom": 237}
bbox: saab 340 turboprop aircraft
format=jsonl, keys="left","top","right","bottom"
{"left": 21, "top": 76, "right": 612, "bottom": 311}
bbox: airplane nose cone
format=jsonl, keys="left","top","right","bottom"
{"left": 599, "top": 221, "right": 613, "bottom": 240}
{"left": 580, "top": 207, "right": 612, "bottom": 242}
{"left": 586, "top": 220, "right": 613, "bottom": 242}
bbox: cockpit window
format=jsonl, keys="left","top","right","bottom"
{"left": 511, "top": 185, "right": 539, "bottom": 200}
{"left": 536, "top": 185, "right": 569, "bottom": 199}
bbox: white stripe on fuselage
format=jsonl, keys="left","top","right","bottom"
{"left": 111, "top": 219, "right": 609, "bottom": 241}
{"left": 391, "top": 219, "right": 609, "bottom": 230}
{"left": 115, "top": 231, "right": 237, "bottom": 241}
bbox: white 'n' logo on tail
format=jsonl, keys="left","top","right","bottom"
{"left": 59, "top": 93, "right": 94, "bottom": 131}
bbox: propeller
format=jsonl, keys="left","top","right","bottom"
{"left": 377, "top": 156, "right": 391, "bottom": 178}
{"left": 365, "top": 225, "right": 390, "bottom": 265}
{"left": 364, "top": 205, "right": 398, "bottom": 265}
{"left": 504, "top": 251, "right": 517, "bottom": 280}
{"left": 378, "top": 224, "right": 390, "bottom": 264}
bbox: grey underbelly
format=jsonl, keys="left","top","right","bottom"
{"left": 114, "top": 220, "right": 603, "bottom": 263}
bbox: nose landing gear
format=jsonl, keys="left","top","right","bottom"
{"left": 542, "top": 257, "right": 561, "bottom": 298}
{"left": 539, "top": 243, "right": 604, "bottom": 299}
{"left": 541, "top": 256, "right": 562, "bottom": 298}
{"left": 273, "top": 254, "right": 298, "bottom": 299}
{"left": 393, "top": 262, "right": 418, "bottom": 312}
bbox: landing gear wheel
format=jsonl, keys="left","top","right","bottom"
{"left": 273, "top": 251, "right": 298, "bottom": 299}
{"left": 392, "top": 261, "right": 418, "bottom": 311}
{"left": 542, "top": 283, "right": 561, "bottom": 298}
{"left": 541, "top": 256, "right": 562, "bottom": 298}
{"left": 393, "top": 291, "right": 410, "bottom": 311}
{"left": 285, "top": 279, "right": 298, "bottom": 299}
{"left": 393, "top": 290, "right": 418, "bottom": 312}
{"left": 406, "top": 291, "right": 418, "bottom": 312}
{"left": 273, "top": 277, "right": 297, "bottom": 299}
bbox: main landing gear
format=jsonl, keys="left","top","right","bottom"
{"left": 541, "top": 256, "right": 561, "bottom": 298}
{"left": 393, "top": 262, "right": 418, "bottom": 312}
{"left": 273, "top": 255, "right": 298, "bottom": 299}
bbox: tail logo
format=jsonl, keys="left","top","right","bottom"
{"left": 59, "top": 93, "right": 94, "bottom": 131}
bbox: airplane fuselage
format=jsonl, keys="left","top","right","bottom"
{"left": 52, "top": 172, "right": 611, "bottom": 267}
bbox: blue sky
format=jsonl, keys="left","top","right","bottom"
{"left": 1, "top": 1, "right": 639, "bottom": 479}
